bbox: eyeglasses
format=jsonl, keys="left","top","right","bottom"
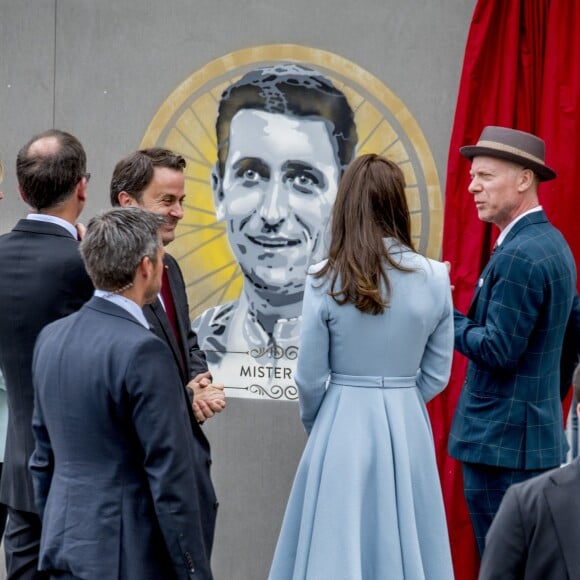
{"left": 84, "top": 172, "right": 91, "bottom": 183}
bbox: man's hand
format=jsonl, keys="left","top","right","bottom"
{"left": 188, "top": 371, "right": 226, "bottom": 424}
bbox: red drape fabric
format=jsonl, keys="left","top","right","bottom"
{"left": 428, "top": 1, "right": 580, "bottom": 578}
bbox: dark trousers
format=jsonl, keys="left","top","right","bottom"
{"left": 4, "top": 507, "right": 49, "bottom": 580}
{"left": 461, "top": 462, "right": 548, "bottom": 555}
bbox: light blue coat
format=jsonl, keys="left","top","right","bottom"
{"left": 269, "top": 240, "right": 455, "bottom": 580}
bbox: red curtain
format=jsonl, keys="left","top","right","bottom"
{"left": 427, "top": 1, "right": 580, "bottom": 578}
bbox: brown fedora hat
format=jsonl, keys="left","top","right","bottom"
{"left": 460, "top": 126, "right": 556, "bottom": 181}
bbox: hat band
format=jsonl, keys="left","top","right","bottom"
{"left": 476, "top": 140, "right": 546, "bottom": 166}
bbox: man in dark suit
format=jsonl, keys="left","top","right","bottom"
{"left": 0, "top": 130, "right": 94, "bottom": 579}
{"left": 110, "top": 148, "right": 223, "bottom": 554}
{"left": 448, "top": 126, "right": 577, "bottom": 554}
{"left": 110, "top": 147, "right": 225, "bottom": 424}
{"left": 31, "top": 208, "right": 213, "bottom": 579}
{"left": 479, "top": 363, "right": 580, "bottom": 580}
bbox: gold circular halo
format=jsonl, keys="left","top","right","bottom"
{"left": 140, "top": 44, "right": 443, "bottom": 319}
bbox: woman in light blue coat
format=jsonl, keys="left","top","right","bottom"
{"left": 269, "top": 154, "right": 454, "bottom": 580}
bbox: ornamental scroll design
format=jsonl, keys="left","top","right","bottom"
{"left": 249, "top": 345, "right": 298, "bottom": 360}
{"left": 225, "top": 384, "right": 298, "bottom": 400}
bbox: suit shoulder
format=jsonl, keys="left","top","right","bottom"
{"left": 506, "top": 219, "right": 571, "bottom": 254}
{"left": 508, "top": 463, "right": 569, "bottom": 500}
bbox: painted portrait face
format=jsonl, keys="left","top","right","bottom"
{"left": 213, "top": 109, "right": 340, "bottom": 298}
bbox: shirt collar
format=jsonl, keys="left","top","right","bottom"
{"left": 496, "top": 206, "right": 542, "bottom": 247}
{"left": 94, "top": 290, "right": 150, "bottom": 329}
{"left": 26, "top": 213, "right": 78, "bottom": 240}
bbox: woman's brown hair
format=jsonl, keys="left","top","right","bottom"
{"left": 314, "top": 153, "right": 415, "bottom": 314}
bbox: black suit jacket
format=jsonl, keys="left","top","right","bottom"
{"left": 142, "top": 253, "right": 217, "bottom": 547}
{"left": 0, "top": 219, "right": 93, "bottom": 512}
{"left": 479, "top": 458, "right": 580, "bottom": 580}
{"left": 31, "top": 298, "right": 212, "bottom": 579}
{"left": 143, "top": 253, "right": 208, "bottom": 385}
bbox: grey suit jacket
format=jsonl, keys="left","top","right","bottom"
{"left": 0, "top": 219, "right": 93, "bottom": 512}
{"left": 30, "top": 297, "right": 213, "bottom": 579}
{"left": 479, "top": 458, "right": 580, "bottom": 580}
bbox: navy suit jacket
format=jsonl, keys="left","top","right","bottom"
{"left": 449, "top": 211, "right": 576, "bottom": 469}
{"left": 30, "top": 297, "right": 213, "bottom": 579}
{"left": 479, "top": 458, "right": 580, "bottom": 580}
{"left": 142, "top": 253, "right": 217, "bottom": 547}
{"left": 0, "top": 219, "right": 93, "bottom": 512}
{"left": 144, "top": 253, "right": 209, "bottom": 385}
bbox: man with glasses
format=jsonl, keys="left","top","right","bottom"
{"left": 0, "top": 130, "right": 94, "bottom": 579}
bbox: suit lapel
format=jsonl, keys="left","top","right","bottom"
{"left": 143, "top": 298, "right": 186, "bottom": 381}
{"left": 164, "top": 256, "right": 190, "bottom": 373}
{"left": 544, "top": 460, "right": 580, "bottom": 577}
{"left": 467, "top": 247, "right": 501, "bottom": 318}
{"left": 466, "top": 211, "right": 547, "bottom": 318}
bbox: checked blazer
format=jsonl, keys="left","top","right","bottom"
{"left": 448, "top": 210, "right": 576, "bottom": 470}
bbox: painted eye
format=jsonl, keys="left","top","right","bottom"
{"left": 290, "top": 175, "right": 314, "bottom": 187}
{"left": 242, "top": 169, "right": 260, "bottom": 182}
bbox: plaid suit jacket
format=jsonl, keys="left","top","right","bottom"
{"left": 448, "top": 211, "right": 577, "bottom": 469}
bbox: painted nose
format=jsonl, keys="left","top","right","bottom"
{"left": 259, "top": 179, "right": 289, "bottom": 227}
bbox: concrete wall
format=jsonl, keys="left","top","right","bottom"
{"left": 0, "top": 1, "right": 475, "bottom": 578}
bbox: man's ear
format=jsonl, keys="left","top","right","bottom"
{"left": 76, "top": 178, "right": 87, "bottom": 203}
{"left": 117, "top": 191, "right": 139, "bottom": 208}
{"left": 517, "top": 168, "right": 535, "bottom": 192}
{"left": 138, "top": 254, "right": 153, "bottom": 282}
{"left": 211, "top": 164, "right": 225, "bottom": 221}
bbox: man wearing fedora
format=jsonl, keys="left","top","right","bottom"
{"left": 447, "top": 126, "right": 577, "bottom": 554}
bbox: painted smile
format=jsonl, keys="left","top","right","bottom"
{"left": 246, "top": 234, "right": 301, "bottom": 248}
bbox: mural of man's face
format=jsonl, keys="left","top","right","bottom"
{"left": 213, "top": 109, "right": 340, "bottom": 299}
